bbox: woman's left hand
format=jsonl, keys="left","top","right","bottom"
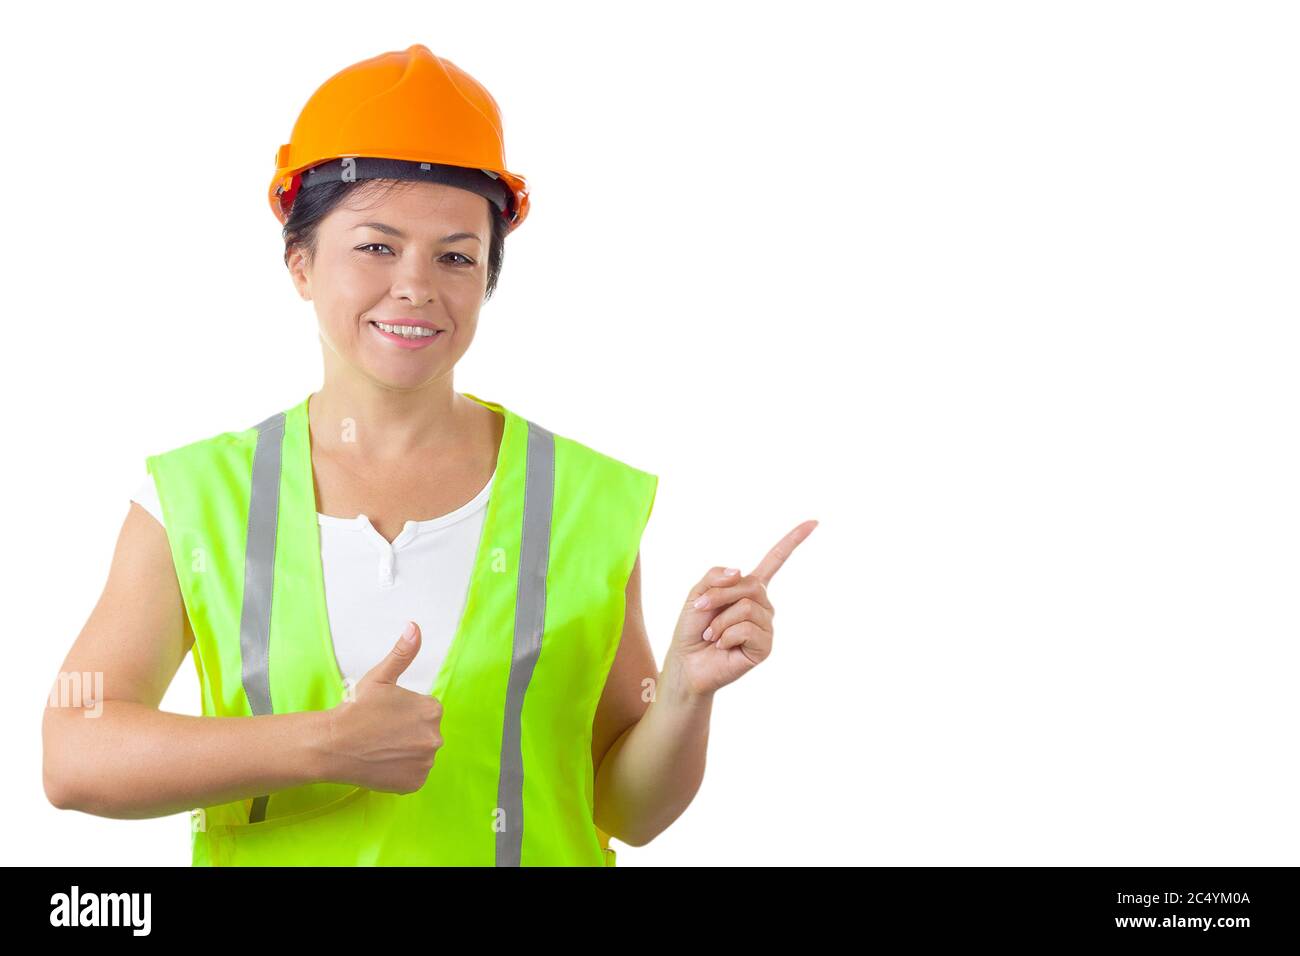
{"left": 663, "top": 520, "right": 818, "bottom": 699}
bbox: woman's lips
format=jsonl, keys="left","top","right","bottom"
{"left": 369, "top": 321, "right": 445, "bottom": 350}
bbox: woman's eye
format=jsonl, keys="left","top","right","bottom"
{"left": 356, "top": 245, "right": 472, "bottom": 265}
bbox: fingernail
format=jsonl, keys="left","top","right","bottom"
{"left": 725, "top": 568, "right": 740, "bottom": 575}
{"left": 401, "top": 621, "right": 417, "bottom": 644}
{"left": 693, "top": 595, "right": 709, "bottom": 609}
{"left": 702, "top": 627, "right": 713, "bottom": 641}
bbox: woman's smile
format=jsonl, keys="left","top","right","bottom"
{"left": 368, "top": 319, "right": 446, "bottom": 350}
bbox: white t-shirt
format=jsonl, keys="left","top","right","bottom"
{"left": 131, "top": 469, "right": 493, "bottom": 695}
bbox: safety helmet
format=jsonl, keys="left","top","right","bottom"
{"left": 269, "top": 44, "right": 530, "bottom": 232}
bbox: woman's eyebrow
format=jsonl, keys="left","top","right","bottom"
{"left": 351, "top": 221, "right": 481, "bottom": 244}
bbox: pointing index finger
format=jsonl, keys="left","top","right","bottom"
{"left": 750, "top": 519, "right": 818, "bottom": 586}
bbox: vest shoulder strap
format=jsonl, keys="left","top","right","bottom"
{"left": 145, "top": 420, "right": 260, "bottom": 483}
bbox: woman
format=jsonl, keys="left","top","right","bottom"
{"left": 42, "top": 43, "right": 816, "bottom": 866}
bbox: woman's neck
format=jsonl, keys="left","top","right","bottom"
{"left": 307, "top": 378, "right": 473, "bottom": 463}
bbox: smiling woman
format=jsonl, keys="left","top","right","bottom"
{"left": 43, "top": 43, "right": 674, "bottom": 869}
{"left": 284, "top": 177, "right": 506, "bottom": 391}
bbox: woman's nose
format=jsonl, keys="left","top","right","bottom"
{"left": 389, "top": 263, "right": 437, "bottom": 306}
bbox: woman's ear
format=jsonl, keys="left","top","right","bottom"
{"left": 286, "top": 247, "right": 313, "bottom": 302}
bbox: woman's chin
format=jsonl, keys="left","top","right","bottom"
{"left": 362, "top": 359, "right": 441, "bottom": 390}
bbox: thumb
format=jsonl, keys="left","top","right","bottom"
{"left": 362, "top": 621, "right": 421, "bottom": 686}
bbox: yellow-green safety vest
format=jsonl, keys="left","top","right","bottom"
{"left": 145, "top": 391, "right": 658, "bottom": 866}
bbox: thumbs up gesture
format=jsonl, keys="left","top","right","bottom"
{"left": 664, "top": 520, "right": 817, "bottom": 698}
{"left": 323, "top": 621, "right": 444, "bottom": 794}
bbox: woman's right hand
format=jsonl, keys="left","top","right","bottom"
{"left": 322, "top": 622, "right": 443, "bottom": 794}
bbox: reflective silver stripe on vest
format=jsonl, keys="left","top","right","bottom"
{"left": 241, "top": 411, "right": 286, "bottom": 824}
{"left": 496, "top": 419, "right": 556, "bottom": 866}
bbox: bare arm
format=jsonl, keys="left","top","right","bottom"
{"left": 592, "top": 551, "right": 711, "bottom": 846}
{"left": 42, "top": 501, "right": 333, "bottom": 819}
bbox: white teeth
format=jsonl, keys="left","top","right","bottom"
{"left": 373, "top": 321, "right": 438, "bottom": 338}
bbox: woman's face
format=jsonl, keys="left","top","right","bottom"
{"left": 289, "top": 180, "right": 493, "bottom": 390}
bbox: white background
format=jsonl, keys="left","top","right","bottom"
{"left": 4, "top": 0, "right": 1297, "bottom": 866}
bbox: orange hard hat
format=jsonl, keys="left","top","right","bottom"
{"left": 269, "top": 44, "right": 529, "bottom": 232}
